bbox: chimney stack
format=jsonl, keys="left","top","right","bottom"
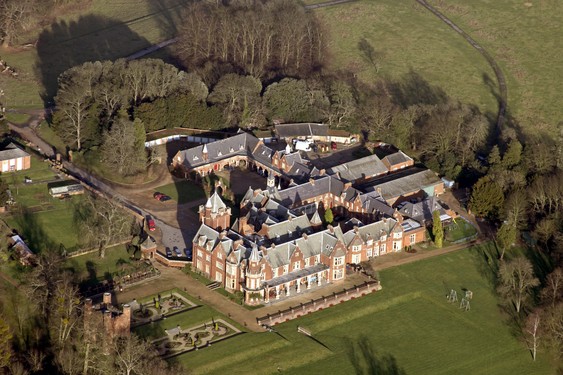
{"left": 103, "top": 292, "right": 112, "bottom": 307}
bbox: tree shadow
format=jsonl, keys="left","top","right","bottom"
{"left": 13, "top": 207, "right": 55, "bottom": 254}
{"left": 346, "top": 335, "right": 407, "bottom": 375}
{"left": 146, "top": 0, "right": 191, "bottom": 41}
{"left": 35, "top": 14, "right": 151, "bottom": 105}
{"left": 85, "top": 260, "right": 97, "bottom": 283}
{"left": 386, "top": 69, "right": 448, "bottom": 109}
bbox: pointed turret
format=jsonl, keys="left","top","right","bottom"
{"left": 310, "top": 209, "right": 323, "bottom": 230}
{"left": 285, "top": 143, "right": 292, "bottom": 154}
{"left": 266, "top": 171, "right": 277, "bottom": 195}
{"left": 198, "top": 190, "right": 231, "bottom": 231}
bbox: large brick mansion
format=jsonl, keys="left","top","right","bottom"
{"left": 177, "top": 130, "right": 448, "bottom": 305}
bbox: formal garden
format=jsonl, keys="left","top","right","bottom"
{"left": 131, "top": 289, "right": 242, "bottom": 358}
{"left": 171, "top": 242, "right": 554, "bottom": 375}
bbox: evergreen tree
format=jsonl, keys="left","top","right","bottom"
{"left": 488, "top": 145, "right": 502, "bottom": 167}
{"left": 0, "top": 314, "right": 12, "bottom": 369}
{"left": 497, "top": 222, "right": 517, "bottom": 260}
{"left": 432, "top": 210, "right": 443, "bottom": 248}
{"left": 502, "top": 139, "right": 523, "bottom": 169}
{"left": 0, "top": 177, "right": 9, "bottom": 206}
{"left": 324, "top": 208, "right": 334, "bottom": 225}
{"left": 469, "top": 176, "right": 505, "bottom": 219}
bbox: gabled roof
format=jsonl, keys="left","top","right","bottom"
{"left": 0, "top": 142, "right": 30, "bottom": 161}
{"left": 363, "top": 169, "right": 442, "bottom": 201}
{"left": 326, "top": 154, "right": 388, "bottom": 182}
{"left": 176, "top": 132, "right": 260, "bottom": 169}
{"left": 275, "top": 123, "right": 328, "bottom": 138}
{"left": 397, "top": 196, "right": 446, "bottom": 223}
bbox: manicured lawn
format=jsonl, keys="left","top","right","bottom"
{"left": 157, "top": 180, "right": 206, "bottom": 204}
{"left": 133, "top": 289, "right": 242, "bottom": 339}
{"left": 446, "top": 218, "right": 478, "bottom": 242}
{"left": 37, "top": 122, "right": 67, "bottom": 155}
{"left": 176, "top": 243, "right": 554, "bottom": 375}
{"left": 64, "top": 244, "right": 132, "bottom": 283}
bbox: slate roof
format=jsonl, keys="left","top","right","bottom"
{"left": 275, "top": 123, "right": 328, "bottom": 138}
{"left": 383, "top": 151, "right": 413, "bottom": 166}
{"left": 264, "top": 214, "right": 313, "bottom": 244}
{"left": 397, "top": 196, "right": 446, "bottom": 224}
{"left": 326, "top": 154, "right": 388, "bottom": 182}
{"left": 176, "top": 132, "right": 260, "bottom": 169}
{"left": 363, "top": 169, "right": 442, "bottom": 201}
{"left": 0, "top": 142, "right": 29, "bottom": 161}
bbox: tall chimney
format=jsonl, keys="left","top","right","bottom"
{"left": 103, "top": 292, "right": 112, "bottom": 307}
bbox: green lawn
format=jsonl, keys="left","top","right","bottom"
{"left": 313, "top": 0, "right": 498, "bottom": 118}
{"left": 427, "top": 0, "right": 562, "bottom": 135}
{"left": 445, "top": 218, "right": 478, "bottom": 242}
{"left": 157, "top": 180, "right": 206, "bottom": 204}
{"left": 64, "top": 244, "right": 132, "bottom": 283}
{"left": 133, "top": 289, "right": 242, "bottom": 339}
{"left": 5, "top": 113, "right": 31, "bottom": 125}
{"left": 0, "top": 0, "right": 190, "bottom": 108}
{"left": 176, "top": 243, "right": 554, "bottom": 375}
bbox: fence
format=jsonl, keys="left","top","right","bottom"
{"left": 256, "top": 280, "right": 381, "bottom": 326}
{"left": 83, "top": 267, "right": 161, "bottom": 297}
{"left": 154, "top": 251, "right": 190, "bottom": 268}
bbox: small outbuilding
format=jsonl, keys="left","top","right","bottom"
{"left": 0, "top": 142, "right": 31, "bottom": 173}
{"left": 48, "top": 180, "right": 85, "bottom": 198}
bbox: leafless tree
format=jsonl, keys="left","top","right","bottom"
{"left": 498, "top": 257, "right": 540, "bottom": 313}
{"left": 74, "top": 195, "right": 131, "bottom": 258}
{"left": 0, "top": 0, "right": 35, "bottom": 47}
{"left": 540, "top": 268, "right": 563, "bottom": 307}
{"left": 525, "top": 312, "right": 541, "bottom": 361}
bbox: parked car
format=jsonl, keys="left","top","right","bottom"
{"left": 184, "top": 248, "right": 193, "bottom": 261}
{"left": 173, "top": 246, "right": 182, "bottom": 257}
{"left": 165, "top": 247, "right": 172, "bottom": 257}
{"left": 147, "top": 216, "right": 156, "bottom": 231}
{"left": 153, "top": 192, "right": 172, "bottom": 202}
{"left": 331, "top": 141, "right": 337, "bottom": 150}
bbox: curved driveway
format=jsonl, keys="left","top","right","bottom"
{"left": 416, "top": 0, "right": 507, "bottom": 131}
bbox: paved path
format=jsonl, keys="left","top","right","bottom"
{"left": 416, "top": 0, "right": 507, "bottom": 131}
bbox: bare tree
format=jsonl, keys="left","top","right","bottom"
{"left": 540, "top": 268, "right": 563, "bottom": 307}
{"left": 0, "top": 0, "right": 35, "bottom": 47}
{"left": 498, "top": 257, "right": 540, "bottom": 313}
{"left": 74, "top": 195, "right": 131, "bottom": 258}
{"left": 112, "top": 334, "right": 156, "bottom": 375}
{"left": 525, "top": 312, "right": 541, "bottom": 361}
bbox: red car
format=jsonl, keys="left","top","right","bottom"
{"left": 147, "top": 218, "right": 156, "bottom": 232}
{"left": 153, "top": 192, "right": 171, "bottom": 202}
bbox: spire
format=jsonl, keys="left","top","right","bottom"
{"left": 202, "top": 143, "right": 208, "bottom": 153}
{"left": 285, "top": 143, "right": 292, "bottom": 154}
{"left": 205, "top": 190, "right": 227, "bottom": 212}
{"left": 310, "top": 210, "right": 322, "bottom": 226}
{"left": 250, "top": 244, "right": 260, "bottom": 262}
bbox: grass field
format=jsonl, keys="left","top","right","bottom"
{"left": 64, "top": 244, "right": 131, "bottom": 283}
{"left": 157, "top": 180, "right": 206, "bottom": 204}
{"left": 175, "top": 243, "right": 554, "bottom": 375}
{"left": 427, "top": 0, "right": 562, "bottom": 134}
{"left": 0, "top": 0, "right": 189, "bottom": 108}
{"left": 312, "top": 0, "right": 561, "bottom": 136}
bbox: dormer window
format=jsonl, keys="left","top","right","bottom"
{"left": 193, "top": 155, "right": 199, "bottom": 161}
{"left": 217, "top": 151, "right": 222, "bottom": 157}
{"left": 230, "top": 147, "right": 234, "bottom": 153}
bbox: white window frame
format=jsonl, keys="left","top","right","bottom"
{"left": 334, "top": 256, "right": 344, "bottom": 266}
{"left": 293, "top": 261, "right": 300, "bottom": 270}
{"left": 410, "top": 234, "right": 416, "bottom": 244}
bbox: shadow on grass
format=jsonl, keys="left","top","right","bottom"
{"left": 347, "top": 335, "right": 407, "bottom": 375}
{"left": 13, "top": 206, "right": 56, "bottom": 254}
{"left": 35, "top": 14, "right": 151, "bottom": 104}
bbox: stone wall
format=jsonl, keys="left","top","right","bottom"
{"left": 256, "top": 280, "right": 381, "bottom": 326}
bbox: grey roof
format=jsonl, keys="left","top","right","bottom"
{"left": 363, "top": 169, "right": 442, "bottom": 201}
{"left": 205, "top": 191, "right": 227, "bottom": 213}
{"left": 397, "top": 197, "right": 446, "bottom": 223}
{"left": 177, "top": 132, "right": 260, "bottom": 169}
{"left": 0, "top": 142, "right": 29, "bottom": 161}
{"left": 286, "top": 162, "right": 312, "bottom": 182}
{"left": 275, "top": 123, "right": 328, "bottom": 138}
{"left": 283, "top": 151, "right": 305, "bottom": 167}
{"left": 264, "top": 214, "right": 313, "bottom": 244}
{"left": 326, "top": 154, "right": 388, "bottom": 182}
{"left": 383, "top": 151, "right": 413, "bottom": 166}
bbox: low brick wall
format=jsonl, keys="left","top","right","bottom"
{"left": 155, "top": 252, "right": 190, "bottom": 268}
{"left": 256, "top": 280, "right": 381, "bottom": 326}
